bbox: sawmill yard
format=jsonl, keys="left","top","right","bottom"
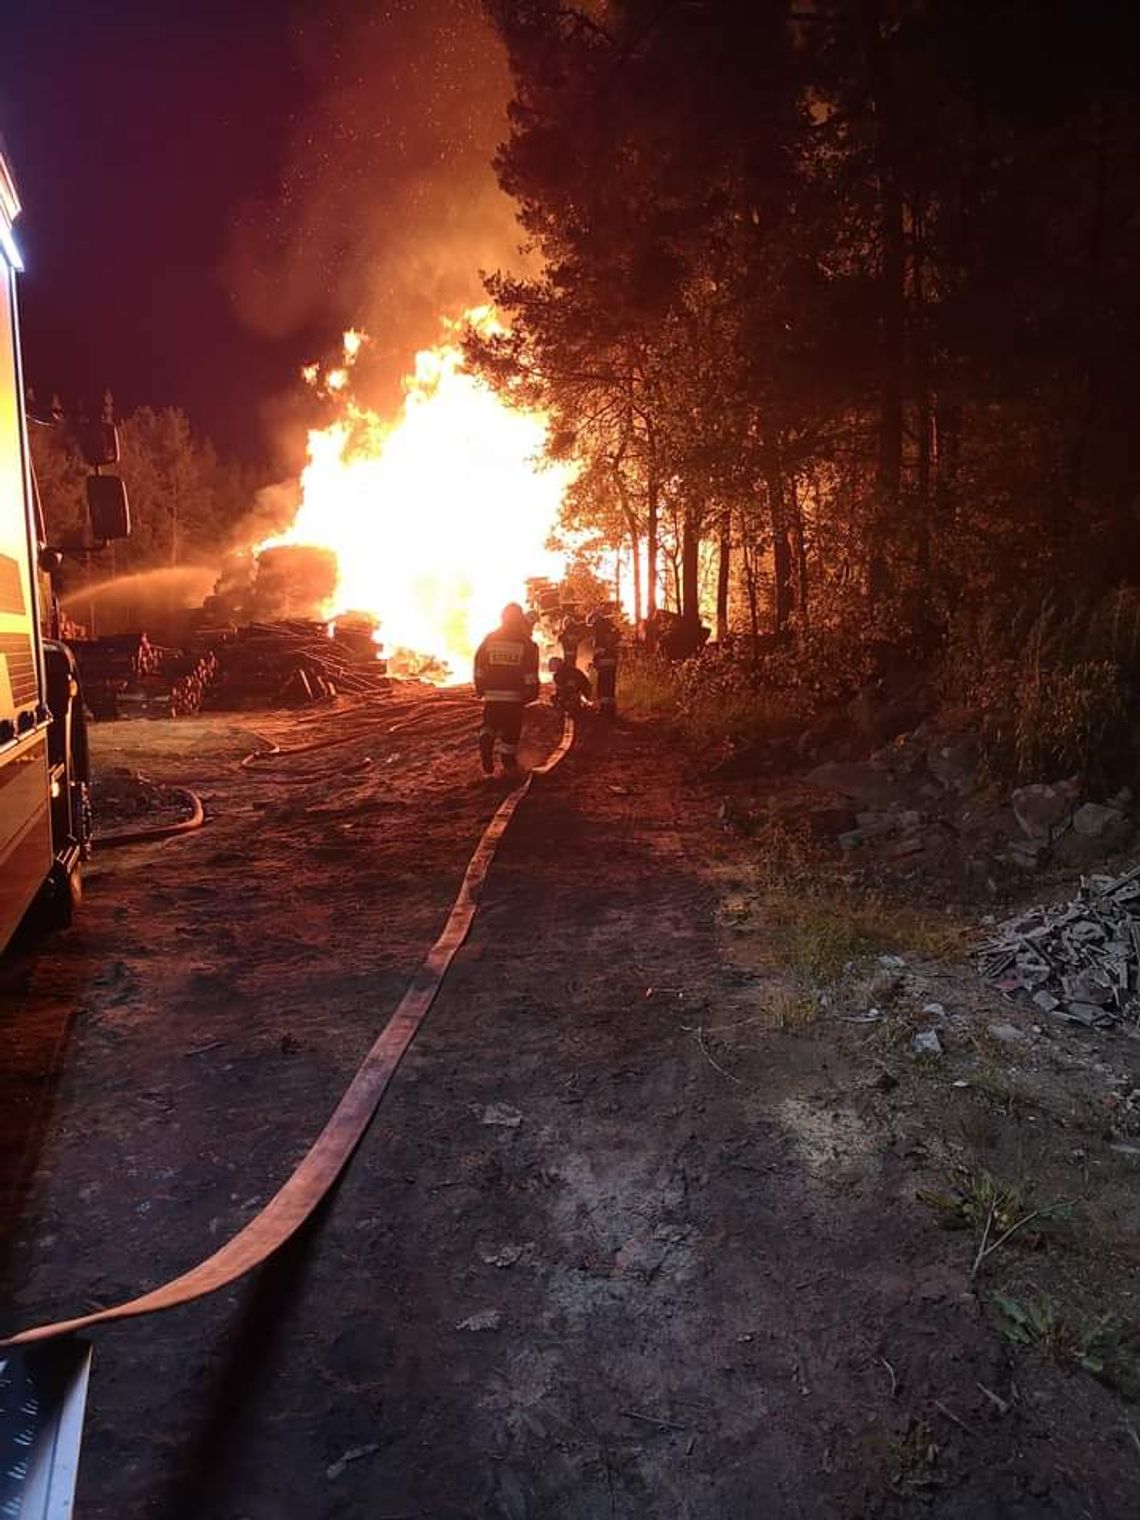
{"left": 2, "top": 690, "right": 1140, "bottom": 1518}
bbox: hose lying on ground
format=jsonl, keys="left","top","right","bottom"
{"left": 94, "top": 787, "right": 206, "bottom": 849}
{"left": 3, "top": 714, "right": 575, "bottom": 1346}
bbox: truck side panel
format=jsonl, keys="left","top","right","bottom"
{"left": 0, "top": 236, "right": 51, "bottom": 949}
{"left": 0, "top": 730, "right": 51, "bottom": 948}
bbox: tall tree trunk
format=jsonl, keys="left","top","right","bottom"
{"left": 762, "top": 444, "right": 794, "bottom": 637}
{"left": 628, "top": 519, "right": 643, "bottom": 631}
{"left": 934, "top": 401, "right": 962, "bottom": 616}
{"left": 740, "top": 506, "right": 760, "bottom": 668}
{"left": 1058, "top": 95, "right": 1109, "bottom": 573}
{"left": 614, "top": 461, "right": 643, "bottom": 632}
{"left": 681, "top": 503, "right": 701, "bottom": 636}
{"left": 864, "top": 0, "right": 903, "bottom": 610}
{"left": 715, "top": 507, "right": 731, "bottom": 642}
{"left": 912, "top": 197, "right": 933, "bottom": 608}
{"left": 645, "top": 424, "right": 659, "bottom": 624}
{"left": 790, "top": 476, "right": 809, "bottom": 636}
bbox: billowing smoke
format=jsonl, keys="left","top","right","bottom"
{"left": 221, "top": 0, "right": 522, "bottom": 430}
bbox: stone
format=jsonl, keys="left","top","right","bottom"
{"left": 911, "top": 1029, "right": 943, "bottom": 1057}
{"left": 479, "top": 1243, "right": 525, "bottom": 1268}
{"left": 927, "top": 733, "right": 980, "bottom": 796}
{"left": 1010, "top": 780, "right": 1079, "bottom": 842}
{"left": 1004, "top": 841, "right": 1047, "bottom": 870}
{"left": 885, "top": 834, "right": 925, "bottom": 859}
{"left": 1032, "top": 989, "right": 1061, "bottom": 1013}
{"left": 1072, "top": 802, "right": 1126, "bottom": 839}
{"left": 456, "top": 1308, "right": 502, "bottom": 1332}
{"left": 481, "top": 1103, "right": 522, "bottom": 1128}
{"left": 988, "top": 1022, "right": 1026, "bottom": 1044}
{"left": 1063, "top": 1003, "right": 1102, "bottom": 1026}
{"left": 805, "top": 760, "right": 907, "bottom": 811}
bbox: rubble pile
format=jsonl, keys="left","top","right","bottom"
{"left": 977, "top": 863, "right": 1140, "bottom": 1031}
{"left": 201, "top": 620, "right": 390, "bottom": 710}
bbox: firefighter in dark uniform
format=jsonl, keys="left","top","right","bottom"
{"left": 559, "top": 607, "right": 588, "bottom": 668}
{"left": 473, "top": 602, "right": 540, "bottom": 775}
{"left": 548, "top": 655, "right": 593, "bottom": 716}
{"left": 589, "top": 609, "right": 619, "bottom": 720}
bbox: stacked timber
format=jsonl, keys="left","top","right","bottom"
{"left": 71, "top": 634, "right": 163, "bottom": 719}
{"left": 74, "top": 636, "right": 219, "bottom": 719}
{"left": 201, "top": 620, "right": 389, "bottom": 710}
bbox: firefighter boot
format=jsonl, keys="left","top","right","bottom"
{"left": 479, "top": 730, "right": 495, "bottom": 775}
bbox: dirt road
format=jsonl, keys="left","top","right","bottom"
{"left": 1, "top": 693, "right": 1137, "bottom": 1517}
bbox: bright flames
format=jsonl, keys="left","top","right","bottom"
{"left": 261, "top": 311, "right": 571, "bottom": 678}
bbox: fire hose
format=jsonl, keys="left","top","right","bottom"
{"left": 94, "top": 787, "right": 206, "bottom": 849}
{"left": 3, "top": 712, "right": 575, "bottom": 1348}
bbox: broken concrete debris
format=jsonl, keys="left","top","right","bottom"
{"left": 976, "top": 863, "right": 1140, "bottom": 1031}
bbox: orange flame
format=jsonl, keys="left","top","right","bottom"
{"left": 262, "top": 311, "right": 572, "bottom": 677}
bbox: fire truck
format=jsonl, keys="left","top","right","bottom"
{"left": 0, "top": 147, "right": 129, "bottom": 951}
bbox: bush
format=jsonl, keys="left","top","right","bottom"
{"left": 943, "top": 591, "right": 1139, "bottom": 784}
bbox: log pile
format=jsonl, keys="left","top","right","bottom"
{"left": 71, "top": 634, "right": 163, "bottom": 720}
{"left": 73, "top": 618, "right": 394, "bottom": 719}
{"left": 73, "top": 635, "right": 219, "bottom": 719}
{"left": 201, "top": 620, "right": 390, "bottom": 710}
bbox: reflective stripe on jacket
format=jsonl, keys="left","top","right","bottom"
{"left": 473, "top": 629, "right": 540, "bottom": 701}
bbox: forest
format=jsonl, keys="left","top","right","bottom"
{"left": 471, "top": 0, "right": 1140, "bottom": 778}
{"left": 29, "top": 400, "right": 260, "bottom": 586}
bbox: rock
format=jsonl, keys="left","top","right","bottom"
{"left": 326, "top": 1444, "right": 380, "bottom": 1482}
{"left": 1063, "top": 1003, "right": 1102, "bottom": 1026}
{"left": 805, "top": 760, "right": 907, "bottom": 811}
{"left": 927, "top": 733, "right": 980, "bottom": 796}
{"left": 987, "top": 1022, "right": 1026, "bottom": 1044}
{"left": 1011, "top": 780, "right": 1079, "bottom": 842}
{"left": 1004, "top": 841, "right": 1047, "bottom": 870}
{"left": 1072, "top": 802, "right": 1126, "bottom": 839}
{"left": 1032, "top": 989, "right": 1061, "bottom": 1013}
{"left": 1061, "top": 967, "right": 1115, "bottom": 1006}
{"left": 456, "top": 1308, "right": 502, "bottom": 1332}
{"left": 481, "top": 1103, "right": 522, "bottom": 1128}
{"left": 885, "top": 834, "right": 925, "bottom": 859}
{"left": 911, "top": 1029, "right": 943, "bottom": 1057}
{"left": 479, "top": 1243, "right": 525, "bottom": 1268}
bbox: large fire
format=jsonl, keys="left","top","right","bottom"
{"left": 260, "top": 310, "right": 571, "bottom": 677}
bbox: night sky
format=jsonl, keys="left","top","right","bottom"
{"left": 0, "top": 0, "right": 519, "bottom": 468}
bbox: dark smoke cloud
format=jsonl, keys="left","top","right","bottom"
{"left": 221, "top": 0, "right": 523, "bottom": 425}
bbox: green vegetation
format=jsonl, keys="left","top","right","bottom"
{"left": 992, "top": 1293, "right": 1140, "bottom": 1400}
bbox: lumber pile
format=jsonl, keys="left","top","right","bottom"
{"left": 201, "top": 620, "right": 390, "bottom": 710}
{"left": 72, "top": 635, "right": 219, "bottom": 719}
{"left": 71, "top": 634, "right": 162, "bottom": 719}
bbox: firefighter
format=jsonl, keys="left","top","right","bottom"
{"left": 548, "top": 655, "right": 593, "bottom": 716}
{"left": 589, "top": 609, "right": 619, "bottom": 720}
{"left": 473, "top": 602, "right": 540, "bottom": 775}
{"left": 558, "top": 607, "right": 588, "bottom": 668}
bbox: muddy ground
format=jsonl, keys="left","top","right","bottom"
{"left": 1, "top": 688, "right": 1139, "bottom": 1518}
